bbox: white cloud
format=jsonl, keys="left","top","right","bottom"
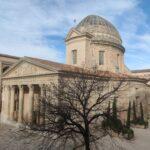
{"left": 0, "top": 0, "right": 149, "bottom": 69}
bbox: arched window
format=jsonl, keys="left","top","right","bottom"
{"left": 99, "top": 51, "right": 104, "bottom": 65}
{"left": 72, "top": 50, "right": 77, "bottom": 64}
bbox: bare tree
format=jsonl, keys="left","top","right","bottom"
{"left": 30, "top": 70, "right": 125, "bottom": 150}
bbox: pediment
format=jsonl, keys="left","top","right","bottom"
{"left": 65, "top": 28, "right": 81, "bottom": 41}
{"left": 69, "top": 31, "right": 79, "bottom": 38}
{"left": 3, "top": 61, "right": 56, "bottom": 78}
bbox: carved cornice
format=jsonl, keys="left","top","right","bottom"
{"left": 2, "top": 72, "right": 59, "bottom": 80}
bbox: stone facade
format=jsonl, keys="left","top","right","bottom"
{"left": 1, "top": 57, "right": 59, "bottom": 124}
{"left": 0, "top": 15, "right": 150, "bottom": 124}
{"left": 0, "top": 54, "right": 19, "bottom": 112}
{"left": 66, "top": 36, "right": 126, "bottom": 73}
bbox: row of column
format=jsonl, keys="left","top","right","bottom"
{"left": 2, "top": 84, "right": 45, "bottom": 124}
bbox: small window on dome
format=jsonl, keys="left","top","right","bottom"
{"left": 72, "top": 50, "right": 77, "bottom": 64}
{"left": 99, "top": 51, "right": 104, "bottom": 65}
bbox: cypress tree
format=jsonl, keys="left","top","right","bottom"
{"left": 106, "top": 101, "right": 111, "bottom": 128}
{"left": 112, "top": 98, "right": 117, "bottom": 120}
{"left": 107, "top": 101, "right": 111, "bottom": 117}
{"left": 133, "top": 101, "right": 137, "bottom": 123}
{"left": 126, "top": 101, "right": 131, "bottom": 128}
{"left": 140, "top": 102, "right": 144, "bottom": 122}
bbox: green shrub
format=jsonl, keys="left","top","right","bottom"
{"left": 132, "top": 101, "right": 137, "bottom": 122}
{"left": 144, "top": 121, "right": 149, "bottom": 128}
{"left": 140, "top": 102, "right": 144, "bottom": 122}
{"left": 102, "top": 99, "right": 123, "bottom": 134}
{"left": 112, "top": 118, "right": 123, "bottom": 133}
{"left": 102, "top": 116, "right": 123, "bottom": 134}
{"left": 102, "top": 117, "right": 134, "bottom": 140}
{"left": 102, "top": 99, "right": 135, "bottom": 140}
{"left": 126, "top": 101, "right": 131, "bottom": 128}
{"left": 131, "top": 117, "right": 148, "bottom": 128}
{"left": 112, "top": 98, "right": 117, "bottom": 120}
{"left": 122, "top": 127, "right": 134, "bottom": 140}
{"left": 107, "top": 101, "right": 111, "bottom": 117}
{"left": 131, "top": 101, "right": 148, "bottom": 128}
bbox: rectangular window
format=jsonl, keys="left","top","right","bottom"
{"left": 116, "top": 54, "right": 120, "bottom": 73}
{"left": 115, "top": 66, "right": 119, "bottom": 73}
{"left": 117, "top": 54, "right": 119, "bottom": 66}
{"left": 99, "top": 51, "right": 104, "bottom": 65}
{"left": 72, "top": 50, "right": 77, "bottom": 64}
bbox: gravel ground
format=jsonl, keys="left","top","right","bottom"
{"left": 0, "top": 124, "right": 150, "bottom": 150}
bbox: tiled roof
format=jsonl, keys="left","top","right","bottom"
{"left": 75, "top": 15, "right": 123, "bottom": 50}
{"left": 26, "top": 57, "right": 147, "bottom": 82}
{"left": 25, "top": 56, "right": 82, "bottom": 72}
{"left": 132, "top": 69, "right": 150, "bottom": 73}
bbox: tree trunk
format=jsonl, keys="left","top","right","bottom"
{"left": 84, "top": 124, "right": 90, "bottom": 150}
{"left": 84, "top": 134, "right": 90, "bottom": 150}
{"left": 83, "top": 116, "right": 90, "bottom": 150}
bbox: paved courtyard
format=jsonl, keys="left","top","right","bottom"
{"left": 0, "top": 124, "right": 43, "bottom": 150}
{"left": 0, "top": 124, "right": 150, "bottom": 150}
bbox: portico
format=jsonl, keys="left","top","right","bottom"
{"left": 1, "top": 57, "right": 59, "bottom": 124}
{"left": 1, "top": 84, "right": 45, "bottom": 124}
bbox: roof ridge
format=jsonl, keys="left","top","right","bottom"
{"left": 0, "top": 53, "right": 20, "bottom": 59}
{"left": 132, "top": 69, "right": 150, "bottom": 73}
{"left": 25, "top": 56, "right": 82, "bottom": 69}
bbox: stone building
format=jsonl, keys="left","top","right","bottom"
{"left": 0, "top": 15, "right": 149, "bottom": 124}
{"left": 66, "top": 15, "right": 129, "bottom": 73}
{"left": 0, "top": 54, "right": 19, "bottom": 112}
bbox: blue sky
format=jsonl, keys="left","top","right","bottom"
{"left": 0, "top": 0, "right": 150, "bottom": 70}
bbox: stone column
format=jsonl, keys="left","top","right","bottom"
{"left": 36, "top": 85, "right": 41, "bottom": 124}
{"left": 6, "top": 85, "right": 11, "bottom": 119}
{"left": 18, "top": 85, "right": 24, "bottom": 123}
{"left": 1, "top": 85, "right": 6, "bottom": 119}
{"left": 145, "top": 86, "right": 150, "bottom": 120}
{"left": 10, "top": 85, "right": 15, "bottom": 120}
{"left": 0, "top": 62, "right": 2, "bottom": 113}
{"left": 40, "top": 84, "right": 45, "bottom": 97}
{"left": 39, "top": 84, "right": 45, "bottom": 125}
{"left": 28, "top": 85, "right": 34, "bottom": 123}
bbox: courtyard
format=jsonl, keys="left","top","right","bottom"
{"left": 0, "top": 124, "right": 150, "bottom": 150}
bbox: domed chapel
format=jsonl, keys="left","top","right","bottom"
{"left": 0, "top": 15, "right": 150, "bottom": 124}
{"left": 66, "top": 15, "right": 126, "bottom": 73}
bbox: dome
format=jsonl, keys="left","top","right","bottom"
{"left": 76, "top": 15, "right": 123, "bottom": 48}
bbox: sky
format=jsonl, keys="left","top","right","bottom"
{"left": 0, "top": 0, "right": 150, "bottom": 70}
